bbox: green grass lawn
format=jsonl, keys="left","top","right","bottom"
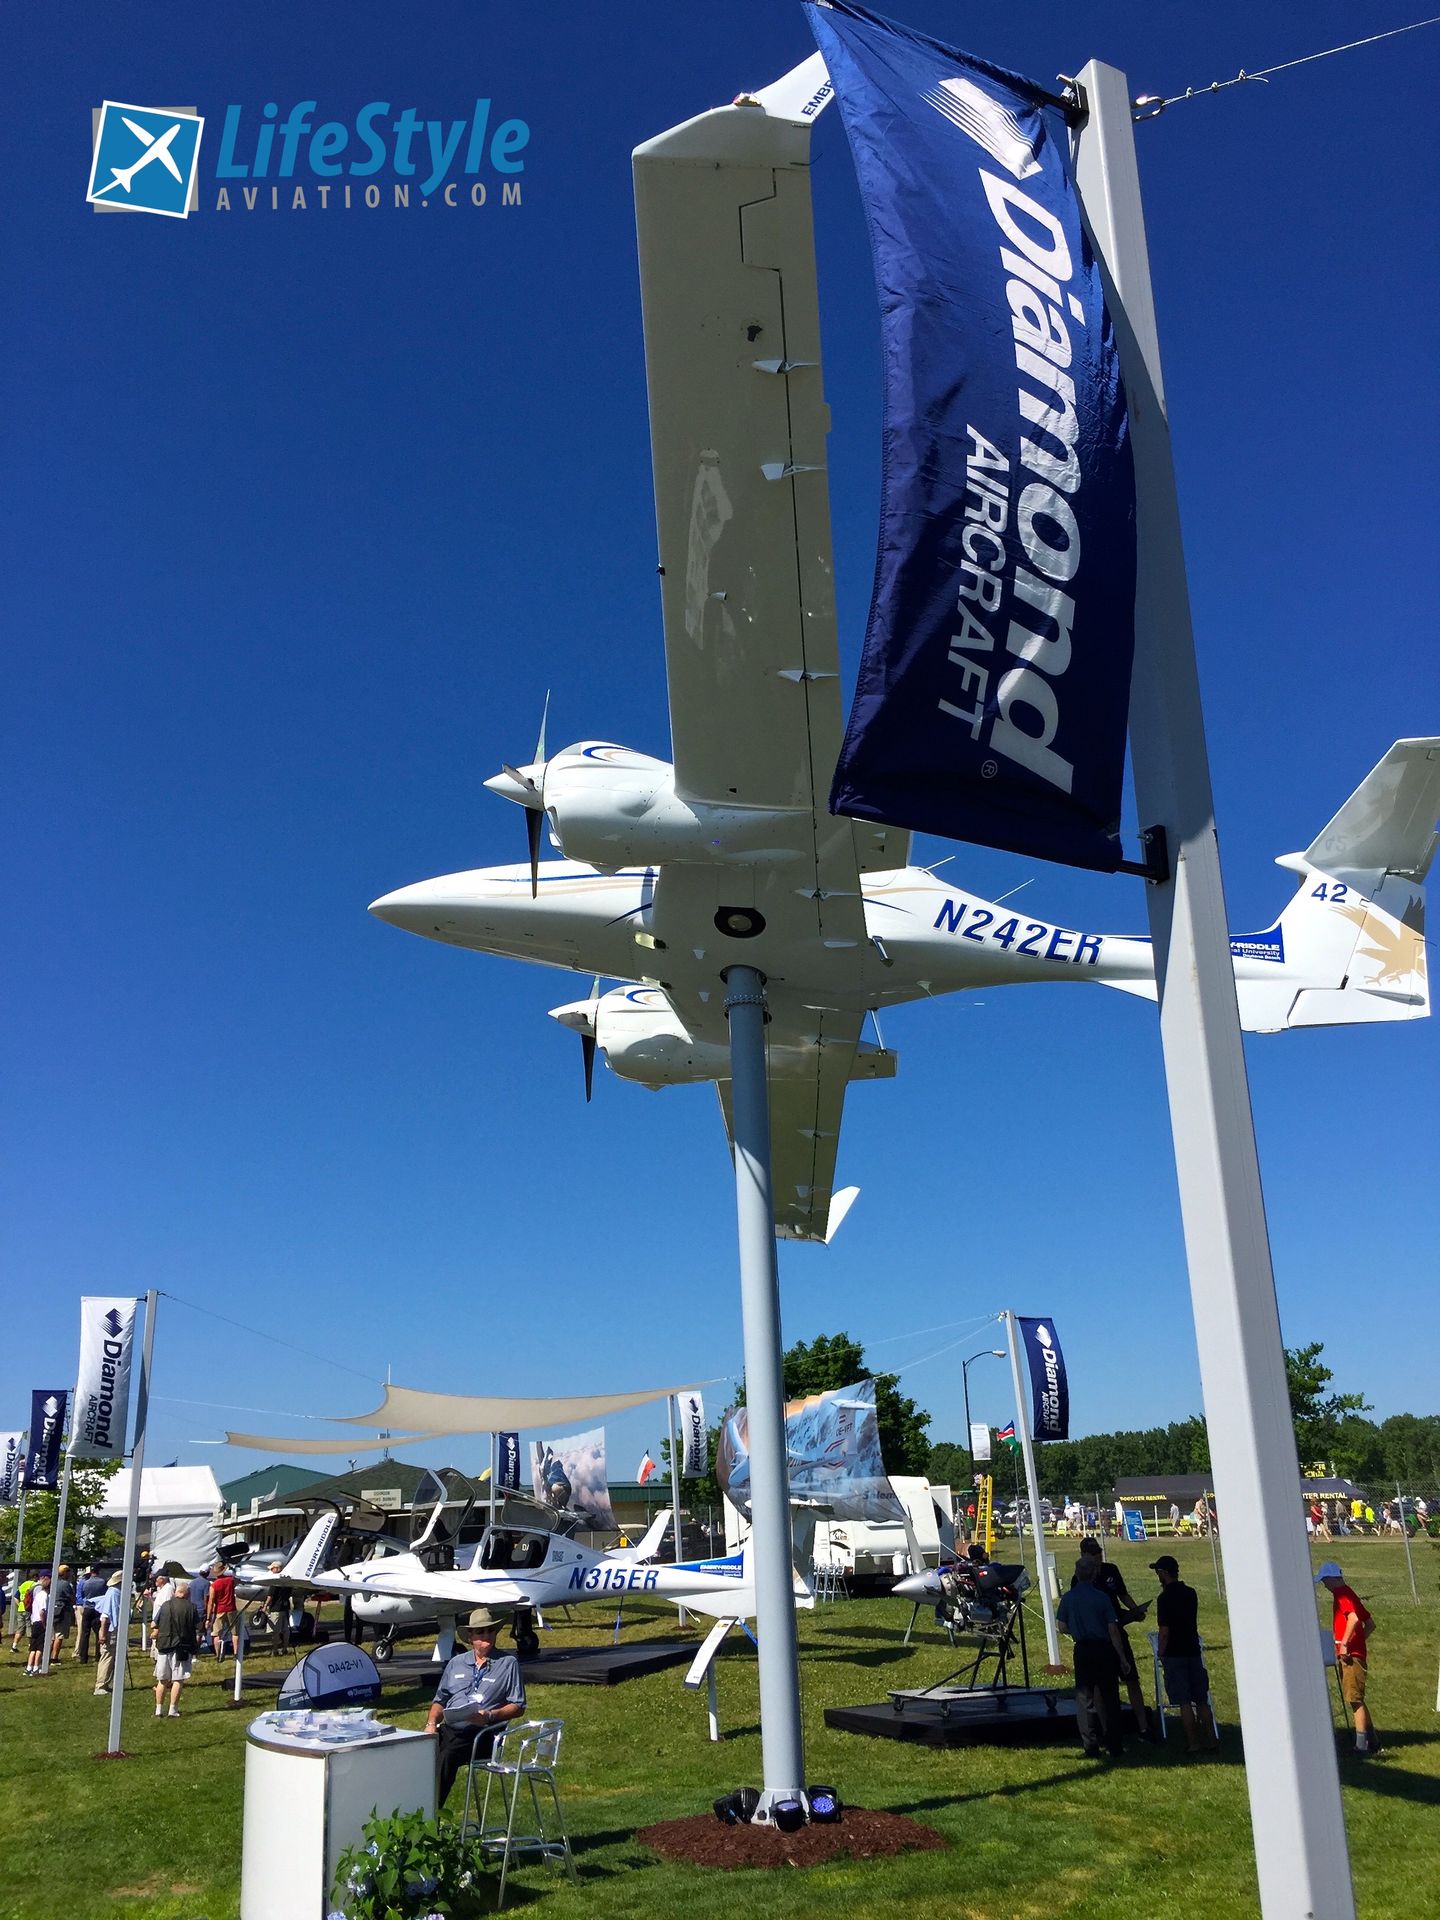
{"left": 2, "top": 1537, "right": 1435, "bottom": 1920}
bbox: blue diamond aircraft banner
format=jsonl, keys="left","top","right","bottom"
{"left": 808, "top": 2, "right": 1136, "bottom": 872}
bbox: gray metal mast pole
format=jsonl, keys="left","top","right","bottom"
{"left": 722, "top": 964, "right": 803, "bottom": 1816}
{"left": 1071, "top": 62, "right": 1354, "bottom": 1916}
{"left": 107, "top": 1291, "right": 158, "bottom": 1756}
{"left": 1397, "top": 1485, "right": 1417, "bottom": 1604}
{"left": 1002, "top": 1312, "right": 1061, "bottom": 1664}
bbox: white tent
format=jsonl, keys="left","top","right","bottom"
{"left": 99, "top": 1465, "right": 224, "bottom": 1571}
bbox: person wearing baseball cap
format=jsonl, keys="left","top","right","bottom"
{"left": 425, "top": 1607, "right": 527, "bottom": 1807}
{"left": 1151, "top": 1555, "right": 1218, "bottom": 1753}
{"left": 1316, "top": 1563, "right": 1380, "bottom": 1756}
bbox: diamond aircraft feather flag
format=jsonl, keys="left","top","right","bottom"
{"left": 75, "top": 1296, "right": 138, "bottom": 1461}
{"left": 807, "top": 1, "right": 1137, "bottom": 872}
{"left": 676, "top": 1390, "right": 708, "bottom": 1478}
{"left": 0, "top": 1431, "right": 23, "bottom": 1504}
{"left": 1017, "top": 1317, "right": 1070, "bottom": 1441}
{"left": 25, "top": 1391, "right": 68, "bottom": 1490}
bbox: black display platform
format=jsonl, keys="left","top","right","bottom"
{"left": 827, "top": 1687, "right": 1118, "bottom": 1747}
{"left": 242, "top": 1638, "right": 696, "bottom": 1691}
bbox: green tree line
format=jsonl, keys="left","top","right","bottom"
{"left": 927, "top": 1345, "right": 1440, "bottom": 1497}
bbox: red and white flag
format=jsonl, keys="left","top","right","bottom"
{"left": 637, "top": 1452, "right": 658, "bottom": 1486}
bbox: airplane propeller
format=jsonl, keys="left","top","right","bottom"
{"left": 549, "top": 976, "right": 603, "bottom": 1102}
{"left": 482, "top": 690, "right": 550, "bottom": 897}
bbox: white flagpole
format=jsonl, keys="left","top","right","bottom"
{"left": 40, "top": 1394, "right": 79, "bottom": 1676}
{"left": 107, "top": 1291, "right": 157, "bottom": 1757}
{"left": 6, "top": 1489, "right": 25, "bottom": 1639}
{"left": 1003, "top": 1311, "right": 1060, "bottom": 1665}
{"left": 668, "top": 1394, "right": 688, "bottom": 1627}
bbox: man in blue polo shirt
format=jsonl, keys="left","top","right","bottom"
{"left": 425, "top": 1608, "right": 526, "bottom": 1806}
{"left": 1057, "top": 1556, "right": 1127, "bottom": 1757}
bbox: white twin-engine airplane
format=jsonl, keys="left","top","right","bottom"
{"left": 275, "top": 1505, "right": 799, "bottom": 1663}
{"left": 368, "top": 57, "right": 1438, "bottom": 1245}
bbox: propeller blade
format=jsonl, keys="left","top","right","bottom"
{"left": 525, "top": 807, "right": 543, "bottom": 898}
{"left": 581, "top": 1031, "right": 596, "bottom": 1102}
{"left": 533, "top": 689, "right": 550, "bottom": 768}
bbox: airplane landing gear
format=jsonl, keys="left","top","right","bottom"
{"left": 512, "top": 1608, "right": 541, "bottom": 1660}
{"left": 372, "top": 1629, "right": 396, "bottom": 1663}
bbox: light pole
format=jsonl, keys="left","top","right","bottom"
{"left": 961, "top": 1349, "right": 1006, "bottom": 1535}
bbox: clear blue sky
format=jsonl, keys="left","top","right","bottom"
{"left": 4, "top": 3, "right": 1436, "bottom": 1495}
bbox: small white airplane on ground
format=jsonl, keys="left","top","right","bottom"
{"left": 370, "top": 62, "right": 1438, "bottom": 1244}
{"left": 93, "top": 117, "right": 185, "bottom": 199}
{"left": 274, "top": 1499, "right": 807, "bottom": 1662}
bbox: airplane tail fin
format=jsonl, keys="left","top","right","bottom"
{"left": 281, "top": 1511, "right": 339, "bottom": 1585}
{"left": 1235, "top": 738, "right": 1437, "bottom": 1032}
{"left": 614, "top": 1508, "right": 672, "bottom": 1564}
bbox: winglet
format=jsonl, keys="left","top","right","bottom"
{"left": 823, "top": 1185, "right": 860, "bottom": 1243}
{"left": 745, "top": 53, "right": 834, "bottom": 126}
{"left": 280, "top": 1511, "right": 338, "bottom": 1585}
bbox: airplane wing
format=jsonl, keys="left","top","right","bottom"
{"left": 632, "top": 67, "right": 906, "bottom": 870}
{"left": 313, "top": 1567, "right": 506, "bottom": 1608}
{"left": 634, "top": 64, "right": 904, "bottom": 1239}
{"left": 120, "top": 117, "right": 184, "bottom": 181}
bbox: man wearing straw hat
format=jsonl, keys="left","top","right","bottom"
{"left": 425, "top": 1608, "right": 527, "bottom": 1806}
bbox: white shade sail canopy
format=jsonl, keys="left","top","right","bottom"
{"left": 222, "top": 1376, "right": 717, "bottom": 1452}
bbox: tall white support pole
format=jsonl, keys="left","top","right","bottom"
{"left": 107, "top": 1291, "right": 158, "bottom": 1757}
{"left": 1071, "top": 62, "right": 1354, "bottom": 1917}
{"left": 1002, "top": 1312, "right": 1061, "bottom": 1665}
{"left": 723, "top": 965, "right": 804, "bottom": 1816}
{"left": 40, "top": 1452, "right": 76, "bottom": 1674}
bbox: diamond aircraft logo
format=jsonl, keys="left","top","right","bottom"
{"left": 88, "top": 102, "right": 204, "bottom": 218}
{"left": 921, "top": 76, "right": 1040, "bottom": 180}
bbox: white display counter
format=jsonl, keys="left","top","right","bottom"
{"left": 241, "top": 1715, "right": 436, "bottom": 1920}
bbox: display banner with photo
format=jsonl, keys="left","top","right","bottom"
{"left": 969, "top": 1421, "right": 993, "bottom": 1464}
{"left": 0, "top": 1431, "right": 23, "bottom": 1504}
{"left": 716, "top": 1378, "right": 905, "bottom": 1522}
{"left": 25, "top": 1391, "right": 68, "bottom": 1490}
{"left": 1017, "top": 1316, "right": 1069, "bottom": 1441}
{"left": 809, "top": 1, "right": 1137, "bottom": 873}
{"left": 74, "top": 1296, "right": 139, "bottom": 1460}
{"left": 676, "top": 1390, "right": 707, "bottom": 1477}
{"left": 529, "top": 1427, "right": 615, "bottom": 1529}
{"left": 496, "top": 1431, "right": 522, "bottom": 1492}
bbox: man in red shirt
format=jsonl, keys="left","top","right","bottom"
{"left": 1316, "top": 1561, "right": 1379, "bottom": 1755}
{"left": 206, "top": 1563, "right": 242, "bottom": 1667}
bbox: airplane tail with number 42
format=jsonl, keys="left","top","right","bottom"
{"left": 366, "top": 62, "right": 1437, "bottom": 1245}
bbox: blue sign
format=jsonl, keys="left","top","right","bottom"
{"left": 1122, "top": 1508, "right": 1147, "bottom": 1543}
{"left": 1016, "top": 1318, "right": 1068, "bottom": 1442}
{"left": 87, "top": 103, "right": 204, "bottom": 219}
{"left": 496, "top": 1431, "right": 521, "bottom": 1491}
{"left": 807, "top": 3, "right": 1137, "bottom": 872}
{"left": 24, "top": 1390, "right": 68, "bottom": 1490}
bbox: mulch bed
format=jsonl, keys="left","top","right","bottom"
{"left": 637, "top": 1806, "right": 946, "bottom": 1871}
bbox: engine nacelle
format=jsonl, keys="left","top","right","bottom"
{"left": 540, "top": 743, "right": 808, "bottom": 869}
{"left": 551, "top": 985, "right": 898, "bottom": 1092}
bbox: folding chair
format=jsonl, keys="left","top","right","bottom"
{"left": 459, "top": 1717, "right": 578, "bottom": 1909}
{"left": 1147, "top": 1630, "right": 1220, "bottom": 1744}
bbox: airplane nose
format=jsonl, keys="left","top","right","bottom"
{"left": 892, "top": 1570, "right": 941, "bottom": 1603}
{"left": 368, "top": 878, "right": 460, "bottom": 933}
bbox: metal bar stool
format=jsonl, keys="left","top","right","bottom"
{"left": 459, "top": 1717, "right": 577, "bottom": 1908}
